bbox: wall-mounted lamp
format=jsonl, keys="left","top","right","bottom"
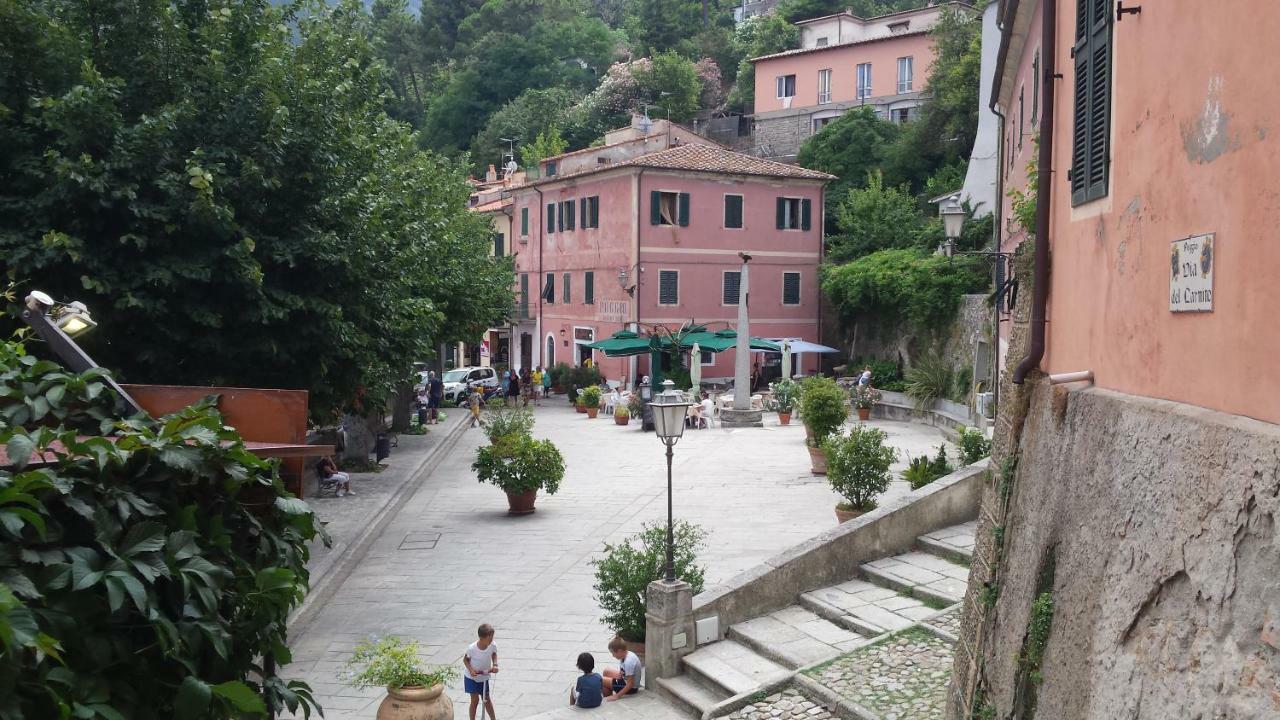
{"left": 21, "top": 290, "right": 140, "bottom": 415}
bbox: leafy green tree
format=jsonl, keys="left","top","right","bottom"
{"left": 472, "top": 86, "right": 582, "bottom": 172}
{"left": 797, "top": 107, "right": 901, "bottom": 220}
{"left": 634, "top": 51, "right": 704, "bottom": 122}
{"left": 821, "top": 248, "right": 988, "bottom": 332}
{"left": 623, "top": 0, "right": 705, "bottom": 54}
{"left": 777, "top": 0, "right": 924, "bottom": 23}
{"left": 0, "top": 0, "right": 512, "bottom": 420}
{"left": 829, "top": 173, "right": 926, "bottom": 262}
{"left": 725, "top": 13, "right": 798, "bottom": 112}
{"left": 520, "top": 125, "right": 570, "bottom": 169}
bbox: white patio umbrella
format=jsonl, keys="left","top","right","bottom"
{"left": 781, "top": 340, "right": 792, "bottom": 381}
{"left": 689, "top": 342, "right": 702, "bottom": 392}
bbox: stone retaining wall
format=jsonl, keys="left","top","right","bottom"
{"left": 873, "top": 390, "right": 977, "bottom": 439}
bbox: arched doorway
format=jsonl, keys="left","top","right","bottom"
{"left": 545, "top": 335, "right": 556, "bottom": 368}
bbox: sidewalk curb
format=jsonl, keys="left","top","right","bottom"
{"left": 290, "top": 417, "right": 470, "bottom": 637}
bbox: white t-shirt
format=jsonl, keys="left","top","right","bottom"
{"left": 465, "top": 641, "right": 497, "bottom": 681}
{"left": 620, "top": 650, "right": 642, "bottom": 680}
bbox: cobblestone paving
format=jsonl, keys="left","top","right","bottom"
{"left": 923, "top": 604, "right": 963, "bottom": 637}
{"left": 804, "top": 627, "right": 953, "bottom": 720}
{"left": 723, "top": 688, "right": 836, "bottom": 720}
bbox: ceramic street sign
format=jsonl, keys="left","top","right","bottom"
{"left": 1169, "top": 233, "right": 1214, "bottom": 312}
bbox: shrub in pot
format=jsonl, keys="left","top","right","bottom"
{"left": 592, "top": 521, "right": 707, "bottom": 646}
{"left": 478, "top": 406, "right": 534, "bottom": 444}
{"left": 851, "top": 385, "right": 881, "bottom": 421}
{"left": 614, "top": 404, "right": 630, "bottom": 426}
{"left": 473, "top": 436, "right": 565, "bottom": 514}
{"left": 550, "top": 362, "right": 572, "bottom": 393}
{"left": 769, "top": 378, "right": 801, "bottom": 425}
{"left": 799, "top": 376, "right": 849, "bottom": 474}
{"left": 344, "top": 637, "right": 457, "bottom": 720}
{"left": 825, "top": 425, "right": 897, "bottom": 522}
{"left": 580, "top": 386, "right": 602, "bottom": 419}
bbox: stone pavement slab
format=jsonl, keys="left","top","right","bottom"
{"left": 723, "top": 687, "right": 837, "bottom": 720}
{"left": 519, "top": 691, "right": 689, "bottom": 720}
{"left": 803, "top": 627, "right": 954, "bottom": 720}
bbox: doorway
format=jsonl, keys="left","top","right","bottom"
{"left": 520, "top": 333, "right": 533, "bottom": 371}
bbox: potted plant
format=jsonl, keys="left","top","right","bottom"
{"left": 473, "top": 435, "right": 566, "bottom": 514}
{"left": 614, "top": 404, "right": 630, "bottom": 426}
{"left": 574, "top": 395, "right": 587, "bottom": 413}
{"left": 852, "top": 385, "right": 882, "bottom": 421}
{"left": 769, "top": 378, "right": 801, "bottom": 426}
{"left": 580, "top": 386, "right": 602, "bottom": 419}
{"left": 592, "top": 520, "right": 707, "bottom": 657}
{"left": 344, "top": 636, "right": 457, "bottom": 720}
{"left": 825, "top": 425, "right": 898, "bottom": 523}
{"left": 799, "top": 376, "right": 850, "bottom": 475}
{"left": 478, "top": 406, "right": 534, "bottom": 445}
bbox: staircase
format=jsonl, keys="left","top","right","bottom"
{"left": 655, "top": 521, "right": 976, "bottom": 719}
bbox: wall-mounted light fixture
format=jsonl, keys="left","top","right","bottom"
{"left": 21, "top": 291, "right": 140, "bottom": 415}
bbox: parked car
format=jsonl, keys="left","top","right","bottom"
{"left": 442, "top": 366, "right": 499, "bottom": 405}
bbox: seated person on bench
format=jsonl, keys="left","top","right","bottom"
{"left": 317, "top": 456, "right": 353, "bottom": 497}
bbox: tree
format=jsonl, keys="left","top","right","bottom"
{"left": 634, "top": 51, "right": 704, "bottom": 122}
{"left": 797, "top": 106, "right": 902, "bottom": 219}
{"left": 829, "top": 172, "right": 926, "bottom": 262}
{"left": 520, "top": 125, "right": 569, "bottom": 169}
{"left": 472, "top": 86, "right": 582, "bottom": 172}
{"left": 821, "top": 248, "right": 988, "bottom": 333}
{"left": 0, "top": 0, "right": 512, "bottom": 421}
{"left": 725, "top": 14, "right": 798, "bottom": 112}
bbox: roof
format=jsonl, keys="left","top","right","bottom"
{"left": 522, "top": 143, "right": 834, "bottom": 188}
{"left": 750, "top": 28, "right": 931, "bottom": 63}
{"left": 795, "top": 1, "right": 972, "bottom": 26}
{"left": 471, "top": 197, "right": 513, "bottom": 213}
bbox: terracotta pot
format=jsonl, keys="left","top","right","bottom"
{"left": 808, "top": 445, "right": 828, "bottom": 475}
{"left": 834, "top": 505, "right": 866, "bottom": 524}
{"left": 615, "top": 415, "right": 630, "bottom": 426}
{"left": 778, "top": 412, "right": 792, "bottom": 426}
{"left": 505, "top": 489, "right": 538, "bottom": 515}
{"left": 575, "top": 403, "right": 587, "bottom": 413}
{"left": 586, "top": 407, "right": 599, "bottom": 419}
{"left": 376, "top": 684, "right": 452, "bottom": 720}
{"left": 857, "top": 407, "right": 871, "bottom": 421}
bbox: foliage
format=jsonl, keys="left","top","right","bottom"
{"left": 633, "top": 52, "right": 704, "bottom": 123}
{"left": 472, "top": 86, "right": 582, "bottom": 171}
{"left": 580, "top": 385, "right": 603, "bottom": 408}
{"left": 1021, "top": 592, "right": 1055, "bottom": 684}
{"left": 479, "top": 406, "right": 535, "bottom": 443}
{"left": 852, "top": 358, "right": 903, "bottom": 390}
{"left": 1008, "top": 136, "right": 1039, "bottom": 236}
{"left": 957, "top": 426, "right": 992, "bottom": 465}
{"left": 569, "top": 365, "right": 603, "bottom": 391}
{"left": 904, "top": 356, "right": 955, "bottom": 410}
{"left": 952, "top": 364, "right": 973, "bottom": 403}
{"left": 798, "top": 109, "right": 901, "bottom": 229}
{"left": 0, "top": 0, "right": 513, "bottom": 421}
{"left": 591, "top": 521, "right": 707, "bottom": 642}
{"left": 344, "top": 637, "right": 457, "bottom": 690}
{"left": 829, "top": 173, "right": 925, "bottom": 262}
{"left": 520, "top": 125, "right": 570, "bottom": 170}
{"left": 626, "top": 392, "right": 643, "bottom": 416}
{"left": 902, "top": 445, "right": 953, "bottom": 489}
{"left": 473, "top": 435, "right": 565, "bottom": 495}
{"left": 799, "top": 376, "right": 849, "bottom": 445}
{"left": 824, "top": 425, "right": 897, "bottom": 511}
{"left": 0, "top": 340, "right": 323, "bottom": 719}
{"left": 851, "top": 385, "right": 882, "bottom": 410}
{"left": 822, "top": 249, "right": 989, "bottom": 332}
{"left": 614, "top": 403, "right": 630, "bottom": 419}
{"left": 725, "top": 14, "right": 798, "bottom": 112}
{"left": 549, "top": 363, "right": 573, "bottom": 390}
{"left": 768, "top": 378, "right": 801, "bottom": 414}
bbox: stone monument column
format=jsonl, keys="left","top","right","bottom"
{"left": 644, "top": 579, "right": 694, "bottom": 680}
{"left": 721, "top": 252, "right": 763, "bottom": 427}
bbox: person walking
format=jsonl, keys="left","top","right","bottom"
{"left": 427, "top": 371, "right": 444, "bottom": 425}
{"left": 541, "top": 366, "right": 552, "bottom": 399}
{"left": 531, "top": 366, "right": 544, "bottom": 406}
{"left": 520, "top": 368, "right": 533, "bottom": 407}
{"left": 506, "top": 371, "right": 520, "bottom": 407}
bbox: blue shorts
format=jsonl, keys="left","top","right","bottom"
{"left": 464, "top": 677, "right": 492, "bottom": 696}
{"left": 611, "top": 678, "right": 638, "bottom": 695}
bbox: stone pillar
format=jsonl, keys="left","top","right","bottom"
{"left": 644, "top": 579, "right": 694, "bottom": 680}
{"left": 722, "top": 253, "right": 763, "bottom": 427}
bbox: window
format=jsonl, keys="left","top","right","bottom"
{"left": 650, "top": 191, "right": 689, "bottom": 227}
{"left": 700, "top": 350, "right": 715, "bottom": 366}
{"left": 519, "top": 273, "right": 529, "bottom": 318}
{"left": 724, "top": 194, "right": 743, "bottom": 229}
{"left": 897, "top": 56, "right": 913, "bottom": 93}
{"left": 722, "top": 271, "right": 741, "bottom": 305}
{"left": 818, "top": 69, "right": 832, "bottom": 104}
{"left": 888, "top": 20, "right": 909, "bottom": 33}
{"left": 1031, "top": 49, "right": 1041, "bottom": 125}
{"left": 546, "top": 203, "right": 556, "bottom": 233}
{"left": 813, "top": 116, "right": 836, "bottom": 133}
{"left": 815, "top": 37, "right": 828, "bottom": 47}
{"left": 658, "top": 270, "right": 679, "bottom": 305}
{"left": 579, "top": 196, "right": 600, "bottom": 229}
{"left": 563, "top": 273, "right": 571, "bottom": 303}
{"left": 545, "top": 161, "right": 557, "bottom": 177}
{"left": 856, "top": 63, "right": 872, "bottom": 99}
{"left": 584, "top": 271, "right": 594, "bottom": 304}
{"left": 776, "top": 74, "right": 796, "bottom": 99}
{"left": 493, "top": 232, "right": 505, "bottom": 257}
{"left": 543, "top": 273, "right": 554, "bottom": 304}
{"left": 1071, "top": 0, "right": 1113, "bottom": 205}
{"left": 892, "top": 108, "right": 911, "bottom": 124}
{"left": 520, "top": 207, "right": 529, "bottom": 235}
{"left": 1018, "top": 86, "right": 1025, "bottom": 150}
{"left": 782, "top": 272, "right": 801, "bottom": 305}
{"left": 775, "top": 197, "right": 812, "bottom": 231}
{"left": 561, "top": 199, "right": 575, "bottom": 231}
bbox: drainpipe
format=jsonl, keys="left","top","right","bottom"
{"left": 534, "top": 185, "right": 545, "bottom": 369}
{"left": 1013, "top": 0, "right": 1055, "bottom": 384}
{"left": 990, "top": 102, "right": 1006, "bottom": 415}
{"left": 817, "top": 182, "right": 825, "bottom": 377}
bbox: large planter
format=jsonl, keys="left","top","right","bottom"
{"left": 778, "top": 412, "right": 792, "bottom": 426}
{"left": 575, "top": 403, "right": 587, "bottom": 414}
{"left": 505, "top": 489, "right": 538, "bottom": 515}
{"left": 808, "top": 445, "right": 828, "bottom": 475}
{"left": 834, "top": 505, "right": 866, "bottom": 524}
{"left": 615, "top": 415, "right": 630, "bottom": 426}
{"left": 857, "top": 407, "right": 871, "bottom": 421}
{"left": 377, "top": 684, "right": 453, "bottom": 720}
{"left": 586, "top": 407, "right": 599, "bottom": 419}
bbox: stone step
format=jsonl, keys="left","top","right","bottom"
{"left": 861, "top": 550, "right": 970, "bottom": 606}
{"left": 727, "top": 605, "right": 867, "bottom": 669}
{"left": 681, "top": 639, "right": 791, "bottom": 698}
{"left": 915, "top": 520, "right": 977, "bottom": 565}
{"left": 654, "top": 674, "right": 727, "bottom": 718}
{"left": 800, "top": 578, "right": 938, "bottom": 640}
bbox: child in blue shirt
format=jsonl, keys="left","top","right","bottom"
{"left": 569, "top": 652, "right": 603, "bottom": 708}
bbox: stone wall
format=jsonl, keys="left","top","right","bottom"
{"left": 959, "top": 383, "right": 1280, "bottom": 719}
{"left": 826, "top": 294, "right": 992, "bottom": 379}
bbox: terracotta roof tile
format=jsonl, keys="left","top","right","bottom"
{"left": 470, "top": 197, "right": 513, "bottom": 213}
{"left": 523, "top": 143, "right": 833, "bottom": 187}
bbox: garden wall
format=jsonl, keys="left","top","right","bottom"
{"left": 825, "top": 294, "right": 991, "bottom": 381}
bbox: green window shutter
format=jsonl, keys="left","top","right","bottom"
{"left": 543, "top": 273, "right": 555, "bottom": 303}
{"left": 585, "top": 271, "right": 594, "bottom": 304}
{"left": 782, "top": 272, "right": 801, "bottom": 305}
{"left": 563, "top": 273, "right": 570, "bottom": 303}
{"left": 776, "top": 198, "right": 785, "bottom": 229}
{"left": 725, "top": 195, "right": 743, "bottom": 228}
{"left": 1070, "top": 0, "right": 1112, "bottom": 205}
{"left": 590, "top": 196, "right": 599, "bottom": 227}
{"left": 659, "top": 270, "right": 678, "bottom": 304}
{"left": 678, "top": 192, "right": 690, "bottom": 227}
{"left": 723, "top": 271, "right": 741, "bottom": 305}
{"left": 580, "top": 198, "right": 587, "bottom": 229}
{"left": 547, "top": 203, "right": 556, "bottom": 233}
{"left": 800, "top": 199, "right": 812, "bottom": 231}
{"left": 520, "top": 273, "right": 529, "bottom": 318}
{"left": 650, "top": 191, "right": 661, "bottom": 225}
{"left": 521, "top": 207, "right": 529, "bottom": 235}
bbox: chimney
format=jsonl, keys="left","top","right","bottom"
{"left": 485, "top": 164, "right": 498, "bottom": 182}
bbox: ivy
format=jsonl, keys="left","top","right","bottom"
{"left": 821, "top": 248, "right": 990, "bottom": 332}
{"left": 0, "top": 340, "right": 324, "bottom": 719}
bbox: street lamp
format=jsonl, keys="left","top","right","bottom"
{"left": 649, "top": 379, "right": 693, "bottom": 583}
{"left": 939, "top": 199, "right": 967, "bottom": 257}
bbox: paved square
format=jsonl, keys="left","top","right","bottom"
{"left": 284, "top": 405, "right": 952, "bottom": 718}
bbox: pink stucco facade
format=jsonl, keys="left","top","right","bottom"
{"left": 752, "top": 32, "right": 936, "bottom": 113}
{"left": 510, "top": 154, "right": 828, "bottom": 386}
{"left": 997, "top": 0, "right": 1280, "bottom": 424}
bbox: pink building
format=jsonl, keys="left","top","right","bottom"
{"left": 508, "top": 120, "right": 833, "bottom": 386}
{"left": 749, "top": 3, "right": 973, "bottom": 161}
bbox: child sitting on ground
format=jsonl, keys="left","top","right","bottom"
{"left": 601, "top": 636, "right": 641, "bottom": 701}
{"left": 463, "top": 623, "right": 499, "bottom": 720}
{"left": 568, "top": 652, "right": 603, "bottom": 708}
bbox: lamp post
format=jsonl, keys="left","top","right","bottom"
{"left": 648, "top": 380, "right": 693, "bottom": 583}
{"left": 20, "top": 291, "right": 141, "bottom": 415}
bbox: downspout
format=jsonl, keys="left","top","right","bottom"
{"left": 534, "top": 185, "right": 545, "bottom": 369}
{"left": 817, "top": 182, "right": 825, "bottom": 377}
{"left": 990, "top": 102, "right": 1006, "bottom": 413}
{"left": 1013, "top": 0, "right": 1055, "bottom": 384}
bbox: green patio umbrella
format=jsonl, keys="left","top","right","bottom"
{"left": 586, "top": 330, "right": 655, "bottom": 357}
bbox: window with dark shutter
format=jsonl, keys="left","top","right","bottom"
{"left": 584, "top": 271, "right": 594, "bottom": 304}
{"left": 543, "top": 273, "right": 555, "bottom": 304}
{"left": 801, "top": 199, "right": 812, "bottom": 231}
{"left": 521, "top": 207, "right": 529, "bottom": 235}
{"left": 658, "top": 270, "right": 678, "bottom": 305}
{"left": 677, "top": 192, "right": 690, "bottom": 227}
{"left": 724, "top": 195, "right": 743, "bottom": 228}
{"left": 519, "top": 273, "right": 529, "bottom": 318}
{"left": 1031, "top": 49, "right": 1041, "bottom": 125}
{"left": 493, "top": 233, "right": 505, "bottom": 257}
{"left": 723, "top": 271, "right": 741, "bottom": 305}
{"left": 563, "top": 273, "right": 571, "bottom": 303}
{"left": 1071, "top": 0, "right": 1112, "bottom": 205}
{"left": 589, "top": 196, "right": 599, "bottom": 227}
{"left": 547, "top": 203, "right": 556, "bottom": 233}
{"left": 777, "top": 198, "right": 803, "bottom": 230}
{"left": 563, "top": 200, "right": 575, "bottom": 231}
{"left": 653, "top": 191, "right": 679, "bottom": 226}
{"left": 782, "top": 272, "right": 801, "bottom": 305}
